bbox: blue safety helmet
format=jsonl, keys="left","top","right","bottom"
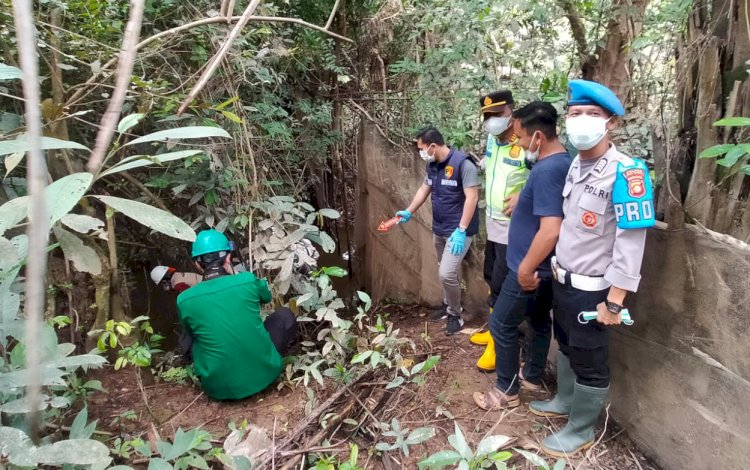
{"left": 567, "top": 80, "right": 625, "bottom": 117}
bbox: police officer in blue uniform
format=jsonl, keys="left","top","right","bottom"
{"left": 529, "top": 80, "right": 655, "bottom": 457}
{"left": 395, "top": 127, "right": 480, "bottom": 336}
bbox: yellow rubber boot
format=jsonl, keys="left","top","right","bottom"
{"left": 470, "top": 330, "right": 492, "bottom": 345}
{"left": 476, "top": 338, "right": 496, "bottom": 371}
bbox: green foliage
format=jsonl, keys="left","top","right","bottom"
{"left": 699, "top": 117, "right": 750, "bottom": 176}
{"left": 375, "top": 418, "right": 435, "bottom": 456}
{"left": 93, "top": 316, "right": 164, "bottom": 370}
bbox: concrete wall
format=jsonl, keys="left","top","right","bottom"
{"left": 356, "top": 122, "right": 750, "bottom": 469}
{"left": 354, "top": 123, "right": 488, "bottom": 316}
{"left": 609, "top": 224, "right": 750, "bottom": 470}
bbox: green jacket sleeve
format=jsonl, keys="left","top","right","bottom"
{"left": 257, "top": 278, "right": 272, "bottom": 304}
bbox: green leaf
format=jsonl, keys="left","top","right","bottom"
{"left": 318, "top": 208, "right": 341, "bottom": 219}
{"left": 740, "top": 165, "right": 750, "bottom": 175}
{"left": 514, "top": 448, "right": 549, "bottom": 468}
{"left": 322, "top": 266, "right": 347, "bottom": 277}
{"left": 0, "top": 395, "right": 50, "bottom": 414}
{"left": 351, "top": 350, "right": 373, "bottom": 364}
{"left": 161, "top": 428, "right": 192, "bottom": 460}
{"left": 53, "top": 225, "right": 102, "bottom": 275}
{"left": 405, "top": 427, "right": 436, "bottom": 445}
{"left": 125, "top": 126, "right": 231, "bottom": 146}
{"left": 118, "top": 113, "right": 145, "bottom": 134}
{"left": 319, "top": 232, "right": 336, "bottom": 253}
{"left": 44, "top": 173, "right": 94, "bottom": 227}
{"left": 61, "top": 214, "right": 105, "bottom": 234}
{"left": 357, "top": 291, "right": 372, "bottom": 310}
{"left": 70, "top": 406, "right": 90, "bottom": 439}
{"left": 4, "top": 151, "right": 25, "bottom": 176}
{"left": 417, "top": 450, "right": 463, "bottom": 470}
{"left": 98, "top": 150, "right": 203, "bottom": 178}
{"left": 35, "top": 439, "right": 111, "bottom": 466}
{"left": 476, "top": 435, "right": 512, "bottom": 457}
{"left": 713, "top": 117, "right": 750, "bottom": 127}
{"left": 553, "top": 459, "right": 567, "bottom": 470}
{"left": 92, "top": 195, "right": 196, "bottom": 241}
{"left": 0, "top": 136, "right": 89, "bottom": 157}
{"left": 0, "top": 426, "right": 35, "bottom": 466}
{"left": 698, "top": 144, "right": 734, "bottom": 159}
{"left": 386, "top": 376, "right": 405, "bottom": 389}
{"left": 0, "top": 63, "right": 23, "bottom": 80}
{"left": 0, "top": 196, "right": 29, "bottom": 235}
{"left": 448, "top": 422, "right": 473, "bottom": 460}
{"left": 411, "top": 355, "right": 441, "bottom": 375}
{"left": 220, "top": 110, "right": 244, "bottom": 124}
{"left": 716, "top": 145, "right": 749, "bottom": 167}
{"left": 215, "top": 96, "right": 239, "bottom": 110}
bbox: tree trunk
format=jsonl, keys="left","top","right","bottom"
{"left": 676, "top": 0, "right": 750, "bottom": 239}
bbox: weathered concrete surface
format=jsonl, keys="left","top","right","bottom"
{"left": 610, "top": 224, "right": 750, "bottom": 470}
{"left": 354, "top": 123, "right": 488, "bottom": 317}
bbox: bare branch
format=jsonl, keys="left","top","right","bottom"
{"left": 86, "top": 0, "right": 146, "bottom": 173}
{"left": 65, "top": 14, "right": 353, "bottom": 108}
{"left": 325, "top": 0, "right": 342, "bottom": 30}
{"left": 177, "top": 0, "right": 264, "bottom": 115}
{"left": 13, "top": 0, "right": 48, "bottom": 443}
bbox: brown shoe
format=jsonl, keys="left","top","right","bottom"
{"left": 473, "top": 387, "right": 520, "bottom": 411}
{"left": 519, "top": 370, "right": 541, "bottom": 391}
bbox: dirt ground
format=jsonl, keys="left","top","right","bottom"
{"left": 87, "top": 304, "right": 660, "bottom": 469}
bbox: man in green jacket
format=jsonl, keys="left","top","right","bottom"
{"left": 177, "top": 230, "right": 297, "bottom": 400}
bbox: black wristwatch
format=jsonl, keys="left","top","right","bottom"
{"left": 605, "top": 300, "right": 623, "bottom": 314}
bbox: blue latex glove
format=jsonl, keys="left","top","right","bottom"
{"left": 448, "top": 228, "right": 467, "bottom": 255}
{"left": 396, "top": 210, "right": 412, "bottom": 224}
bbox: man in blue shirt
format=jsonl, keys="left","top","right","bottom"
{"left": 474, "top": 102, "right": 571, "bottom": 410}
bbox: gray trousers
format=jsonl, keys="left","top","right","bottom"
{"left": 434, "top": 233, "right": 473, "bottom": 317}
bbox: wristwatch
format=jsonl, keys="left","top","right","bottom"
{"left": 605, "top": 300, "right": 623, "bottom": 314}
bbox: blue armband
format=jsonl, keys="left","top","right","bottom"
{"left": 612, "top": 159, "right": 655, "bottom": 229}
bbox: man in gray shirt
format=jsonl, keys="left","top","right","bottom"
{"left": 395, "top": 127, "right": 480, "bottom": 336}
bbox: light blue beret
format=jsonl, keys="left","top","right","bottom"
{"left": 567, "top": 79, "right": 625, "bottom": 116}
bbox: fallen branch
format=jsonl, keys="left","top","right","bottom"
{"left": 325, "top": 0, "right": 342, "bottom": 30}
{"left": 86, "top": 0, "right": 146, "bottom": 173}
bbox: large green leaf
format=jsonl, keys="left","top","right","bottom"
{"left": 475, "top": 435, "right": 512, "bottom": 456}
{"left": 61, "top": 213, "right": 105, "bottom": 234}
{"left": 417, "top": 450, "right": 462, "bottom": 470}
{"left": 1, "top": 289, "right": 20, "bottom": 322}
{"left": 92, "top": 195, "right": 196, "bottom": 241}
{"left": 448, "top": 422, "right": 473, "bottom": 460}
{"left": 4, "top": 151, "right": 25, "bottom": 176}
{"left": 53, "top": 225, "right": 102, "bottom": 275}
{"left": 43, "top": 173, "right": 94, "bottom": 227}
{"left": 35, "top": 439, "right": 111, "bottom": 466}
{"left": 716, "top": 145, "right": 749, "bottom": 167}
{"left": 98, "top": 149, "right": 203, "bottom": 178}
{"left": 125, "top": 126, "right": 231, "bottom": 146}
{"left": 713, "top": 117, "right": 750, "bottom": 127}
{"left": 0, "top": 394, "right": 50, "bottom": 414}
{"left": 0, "top": 426, "right": 35, "bottom": 466}
{"left": 0, "top": 136, "right": 89, "bottom": 157}
{"left": 698, "top": 144, "right": 734, "bottom": 159}
{"left": 0, "top": 196, "right": 30, "bottom": 235}
{"left": 148, "top": 457, "right": 175, "bottom": 470}
{"left": 0, "top": 63, "right": 23, "bottom": 80}
{"left": 118, "top": 113, "right": 145, "bottom": 134}
{"left": 0, "top": 236, "right": 21, "bottom": 287}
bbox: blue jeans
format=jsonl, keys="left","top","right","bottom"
{"left": 489, "top": 270, "right": 553, "bottom": 395}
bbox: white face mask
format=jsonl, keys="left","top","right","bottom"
{"left": 483, "top": 116, "right": 511, "bottom": 136}
{"left": 565, "top": 115, "right": 611, "bottom": 150}
{"left": 525, "top": 132, "right": 541, "bottom": 163}
{"left": 419, "top": 144, "right": 435, "bottom": 163}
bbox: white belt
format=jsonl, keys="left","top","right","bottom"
{"left": 551, "top": 256, "right": 611, "bottom": 292}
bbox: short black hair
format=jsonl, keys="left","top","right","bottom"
{"left": 512, "top": 101, "right": 558, "bottom": 139}
{"left": 415, "top": 126, "right": 445, "bottom": 146}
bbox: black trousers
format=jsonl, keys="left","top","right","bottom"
{"left": 484, "top": 240, "right": 509, "bottom": 308}
{"left": 552, "top": 281, "right": 610, "bottom": 388}
{"left": 180, "top": 307, "right": 298, "bottom": 358}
